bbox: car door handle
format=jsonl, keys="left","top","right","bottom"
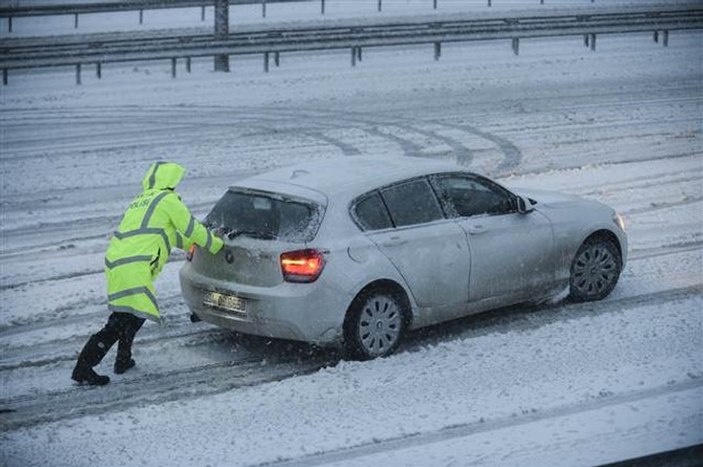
{"left": 383, "top": 236, "right": 408, "bottom": 247}
{"left": 467, "top": 225, "right": 486, "bottom": 235}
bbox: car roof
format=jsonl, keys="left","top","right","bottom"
{"left": 235, "top": 156, "right": 466, "bottom": 201}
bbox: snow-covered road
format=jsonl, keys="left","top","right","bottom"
{"left": 1, "top": 11, "right": 702, "bottom": 466}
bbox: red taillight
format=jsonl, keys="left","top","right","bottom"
{"left": 187, "top": 244, "right": 196, "bottom": 261}
{"left": 280, "top": 249, "right": 326, "bottom": 283}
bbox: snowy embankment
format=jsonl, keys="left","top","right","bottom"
{"left": 1, "top": 2, "right": 702, "bottom": 466}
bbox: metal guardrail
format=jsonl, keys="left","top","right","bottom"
{"left": 0, "top": 0, "right": 311, "bottom": 16}
{"left": 0, "top": 1, "right": 212, "bottom": 17}
{"left": 0, "top": 0, "right": 303, "bottom": 30}
{"left": 2, "top": 6, "right": 701, "bottom": 84}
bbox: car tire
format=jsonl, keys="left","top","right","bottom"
{"left": 569, "top": 236, "right": 622, "bottom": 302}
{"left": 343, "top": 290, "right": 406, "bottom": 360}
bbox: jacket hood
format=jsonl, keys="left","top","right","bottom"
{"left": 142, "top": 161, "right": 185, "bottom": 191}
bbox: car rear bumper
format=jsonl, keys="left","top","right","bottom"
{"left": 179, "top": 263, "right": 352, "bottom": 346}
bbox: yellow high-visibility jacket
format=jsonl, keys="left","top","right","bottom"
{"left": 105, "top": 162, "right": 223, "bottom": 322}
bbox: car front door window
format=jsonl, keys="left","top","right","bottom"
{"left": 434, "top": 175, "right": 515, "bottom": 218}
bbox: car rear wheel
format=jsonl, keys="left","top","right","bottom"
{"left": 343, "top": 290, "right": 406, "bottom": 360}
{"left": 569, "top": 237, "right": 622, "bottom": 302}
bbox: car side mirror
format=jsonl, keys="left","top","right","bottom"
{"left": 517, "top": 196, "right": 535, "bottom": 214}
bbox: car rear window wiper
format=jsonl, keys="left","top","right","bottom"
{"left": 226, "top": 229, "right": 277, "bottom": 240}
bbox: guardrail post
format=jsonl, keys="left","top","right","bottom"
{"left": 663, "top": 30, "right": 669, "bottom": 47}
{"left": 351, "top": 47, "right": 357, "bottom": 66}
{"left": 76, "top": 64, "right": 82, "bottom": 85}
{"left": 434, "top": 0, "right": 438, "bottom": 10}
{"left": 96, "top": 62, "right": 102, "bottom": 79}
{"left": 264, "top": 52, "right": 270, "bottom": 72}
{"left": 186, "top": 57, "right": 192, "bottom": 73}
{"left": 3, "top": 69, "right": 7, "bottom": 86}
{"left": 540, "top": 0, "right": 544, "bottom": 4}
{"left": 171, "top": 58, "right": 177, "bottom": 78}
{"left": 378, "top": 0, "right": 382, "bottom": 12}
{"left": 434, "top": 42, "right": 441, "bottom": 60}
{"left": 214, "top": 0, "right": 230, "bottom": 72}
{"left": 74, "top": 13, "right": 79, "bottom": 29}
{"left": 139, "top": 9, "right": 144, "bottom": 25}
{"left": 262, "top": 0, "right": 267, "bottom": 18}
{"left": 357, "top": 47, "right": 363, "bottom": 62}
{"left": 487, "top": 0, "right": 492, "bottom": 7}
{"left": 201, "top": 6, "right": 206, "bottom": 21}
{"left": 274, "top": 52, "right": 280, "bottom": 67}
{"left": 512, "top": 38, "right": 519, "bottom": 55}
{"left": 583, "top": 34, "right": 589, "bottom": 47}
{"left": 589, "top": 33, "right": 596, "bottom": 51}
{"left": 321, "top": 0, "right": 325, "bottom": 15}
{"left": 8, "top": 16, "right": 12, "bottom": 33}
{"left": 653, "top": 30, "right": 659, "bottom": 43}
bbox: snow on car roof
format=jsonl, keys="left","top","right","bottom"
{"left": 239, "top": 156, "right": 464, "bottom": 199}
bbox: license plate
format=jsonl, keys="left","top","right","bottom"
{"left": 203, "top": 291, "right": 246, "bottom": 314}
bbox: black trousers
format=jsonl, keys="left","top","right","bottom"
{"left": 75, "top": 312, "right": 145, "bottom": 370}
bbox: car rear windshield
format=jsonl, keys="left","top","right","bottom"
{"left": 205, "top": 188, "right": 323, "bottom": 243}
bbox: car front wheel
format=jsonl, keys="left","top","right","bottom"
{"left": 569, "top": 236, "right": 622, "bottom": 302}
{"left": 343, "top": 290, "right": 406, "bottom": 360}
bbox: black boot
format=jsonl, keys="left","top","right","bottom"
{"left": 72, "top": 333, "right": 112, "bottom": 386}
{"left": 72, "top": 366, "right": 110, "bottom": 386}
{"left": 114, "top": 358, "right": 136, "bottom": 374}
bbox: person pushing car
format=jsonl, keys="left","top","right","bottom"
{"left": 72, "top": 161, "right": 224, "bottom": 385}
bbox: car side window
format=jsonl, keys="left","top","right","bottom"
{"left": 380, "top": 178, "right": 444, "bottom": 227}
{"left": 433, "top": 175, "right": 516, "bottom": 218}
{"left": 352, "top": 192, "right": 393, "bottom": 231}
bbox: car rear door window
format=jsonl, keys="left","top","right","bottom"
{"left": 433, "top": 175, "right": 516, "bottom": 218}
{"left": 353, "top": 192, "right": 393, "bottom": 231}
{"left": 381, "top": 178, "right": 444, "bottom": 227}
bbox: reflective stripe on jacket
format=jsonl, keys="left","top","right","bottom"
{"left": 105, "top": 161, "right": 224, "bottom": 322}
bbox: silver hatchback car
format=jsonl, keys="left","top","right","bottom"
{"left": 180, "top": 156, "right": 627, "bottom": 359}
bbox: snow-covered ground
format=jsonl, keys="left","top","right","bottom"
{"left": 1, "top": 2, "right": 702, "bottom": 466}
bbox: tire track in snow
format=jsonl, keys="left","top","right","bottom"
{"left": 0, "top": 256, "right": 186, "bottom": 292}
{"left": 268, "top": 378, "right": 703, "bottom": 467}
{"left": 0, "top": 354, "right": 334, "bottom": 432}
{"left": 0, "top": 323, "right": 225, "bottom": 372}
{"left": 434, "top": 120, "right": 522, "bottom": 173}
{"left": 623, "top": 196, "right": 703, "bottom": 215}
{"left": 0, "top": 295, "right": 190, "bottom": 366}
{"left": 1, "top": 285, "right": 699, "bottom": 431}
{"left": 0, "top": 291, "right": 182, "bottom": 336}
{"left": 576, "top": 172, "right": 702, "bottom": 197}
{"left": 511, "top": 150, "right": 703, "bottom": 179}
{"left": 7, "top": 103, "right": 693, "bottom": 258}
{"left": 256, "top": 108, "right": 481, "bottom": 167}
